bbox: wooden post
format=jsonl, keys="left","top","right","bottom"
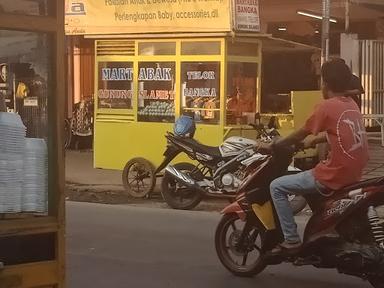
{"left": 0, "top": 94, "right": 6, "bottom": 112}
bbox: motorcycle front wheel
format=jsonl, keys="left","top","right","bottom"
{"left": 161, "top": 162, "right": 203, "bottom": 210}
{"left": 215, "top": 213, "right": 266, "bottom": 277}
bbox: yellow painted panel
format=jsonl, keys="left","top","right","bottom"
{"left": 94, "top": 121, "right": 224, "bottom": 170}
{"left": 291, "top": 90, "right": 322, "bottom": 129}
{"left": 291, "top": 90, "right": 322, "bottom": 159}
{"left": 251, "top": 201, "right": 276, "bottom": 230}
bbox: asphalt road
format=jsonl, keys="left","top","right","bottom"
{"left": 67, "top": 202, "right": 371, "bottom": 288}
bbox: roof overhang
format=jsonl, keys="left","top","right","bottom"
{"left": 84, "top": 32, "right": 319, "bottom": 53}
{"left": 260, "top": 0, "right": 384, "bottom": 23}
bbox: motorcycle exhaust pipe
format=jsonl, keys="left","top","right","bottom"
{"left": 165, "top": 165, "right": 206, "bottom": 194}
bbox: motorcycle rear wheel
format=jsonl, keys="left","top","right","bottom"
{"left": 215, "top": 213, "right": 266, "bottom": 277}
{"left": 161, "top": 162, "right": 203, "bottom": 210}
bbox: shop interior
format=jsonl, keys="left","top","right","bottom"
{"left": 0, "top": 31, "right": 49, "bottom": 138}
{"left": 261, "top": 50, "right": 320, "bottom": 115}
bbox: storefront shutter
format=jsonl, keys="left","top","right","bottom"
{"left": 96, "top": 40, "right": 135, "bottom": 56}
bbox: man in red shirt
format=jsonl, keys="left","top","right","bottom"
{"left": 268, "top": 59, "right": 369, "bottom": 253}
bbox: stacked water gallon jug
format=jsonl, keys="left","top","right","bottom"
{"left": 0, "top": 112, "right": 48, "bottom": 213}
{"left": 0, "top": 112, "right": 26, "bottom": 213}
{"left": 23, "top": 138, "right": 48, "bottom": 212}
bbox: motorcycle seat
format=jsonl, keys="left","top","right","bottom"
{"left": 180, "top": 137, "right": 222, "bottom": 158}
{"left": 315, "top": 177, "right": 384, "bottom": 197}
{"left": 305, "top": 177, "right": 384, "bottom": 212}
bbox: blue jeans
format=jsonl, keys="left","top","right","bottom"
{"left": 270, "top": 170, "right": 325, "bottom": 243}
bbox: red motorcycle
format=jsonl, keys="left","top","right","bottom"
{"left": 215, "top": 144, "right": 384, "bottom": 287}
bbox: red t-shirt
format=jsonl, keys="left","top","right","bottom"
{"left": 304, "top": 96, "right": 369, "bottom": 190}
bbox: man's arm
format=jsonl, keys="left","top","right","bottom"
{"left": 274, "top": 127, "right": 310, "bottom": 148}
{"left": 303, "top": 132, "right": 327, "bottom": 148}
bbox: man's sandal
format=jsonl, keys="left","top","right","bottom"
{"left": 270, "top": 241, "right": 302, "bottom": 255}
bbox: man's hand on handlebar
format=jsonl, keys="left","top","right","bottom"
{"left": 253, "top": 142, "right": 273, "bottom": 153}
{"left": 303, "top": 137, "right": 317, "bottom": 149}
{"left": 252, "top": 127, "right": 326, "bottom": 154}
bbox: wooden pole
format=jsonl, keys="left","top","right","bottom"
{"left": 0, "top": 94, "right": 6, "bottom": 112}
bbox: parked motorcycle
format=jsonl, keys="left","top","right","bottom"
{"left": 156, "top": 117, "right": 306, "bottom": 212}
{"left": 215, "top": 143, "right": 384, "bottom": 287}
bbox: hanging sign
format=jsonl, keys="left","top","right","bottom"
{"left": 233, "top": 0, "right": 260, "bottom": 32}
{"left": 23, "top": 97, "right": 39, "bottom": 107}
{"left": 65, "top": 0, "right": 231, "bottom": 35}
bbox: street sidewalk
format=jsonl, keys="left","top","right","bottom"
{"left": 66, "top": 150, "right": 122, "bottom": 189}
{"left": 65, "top": 150, "right": 229, "bottom": 210}
{"left": 362, "top": 143, "right": 384, "bottom": 179}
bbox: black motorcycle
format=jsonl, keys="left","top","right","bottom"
{"left": 155, "top": 120, "right": 307, "bottom": 212}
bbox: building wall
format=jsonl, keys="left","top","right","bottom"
{"left": 66, "top": 36, "right": 94, "bottom": 117}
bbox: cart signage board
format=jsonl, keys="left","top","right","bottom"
{"left": 98, "top": 62, "right": 134, "bottom": 109}
{"left": 233, "top": 0, "right": 260, "bottom": 32}
{"left": 65, "top": 0, "right": 231, "bottom": 35}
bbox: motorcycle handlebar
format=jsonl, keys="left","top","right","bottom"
{"left": 254, "top": 141, "right": 305, "bottom": 155}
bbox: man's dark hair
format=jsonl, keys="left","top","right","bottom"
{"left": 321, "top": 59, "right": 352, "bottom": 93}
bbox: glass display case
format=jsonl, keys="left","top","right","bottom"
{"left": 0, "top": 29, "right": 50, "bottom": 214}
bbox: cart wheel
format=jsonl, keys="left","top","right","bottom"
{"left": 122, "top": 158, "right": 156, "bottom": 198}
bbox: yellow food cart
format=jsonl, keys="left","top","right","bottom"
{"left": 0, "top": 2, "right": 65, "bottom": 287}
{"left": 93, "top": 35, "right": 322, "bottom": 197}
